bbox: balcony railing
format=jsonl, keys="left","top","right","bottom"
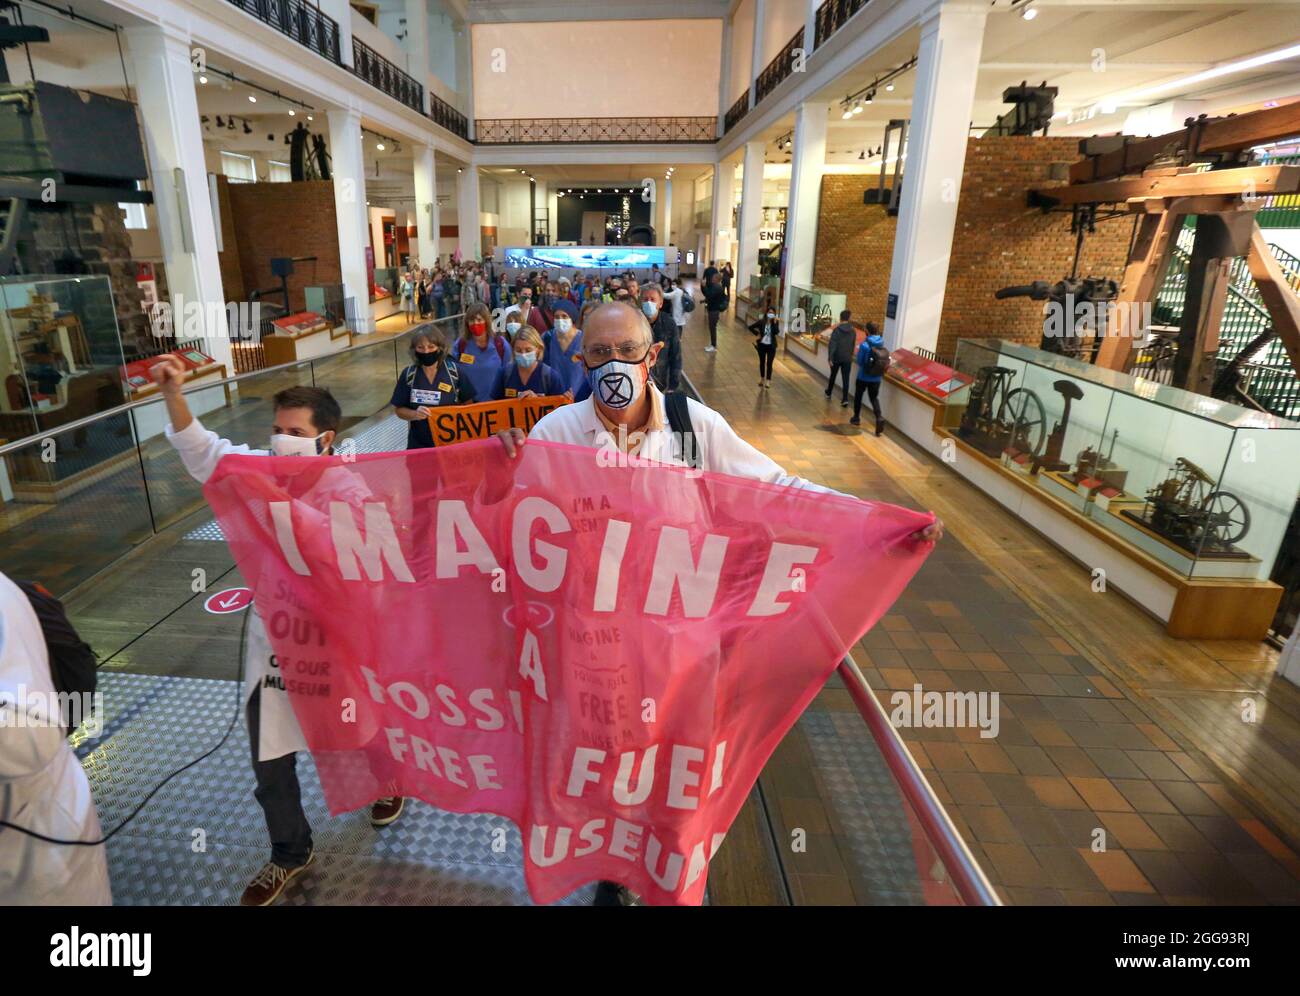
{"left": 352, "top": 37, "right": 423, "bottom": 115}
{"left": 429, "top": 92, "right": 469, "bottom": 140}
{"left": 815, "top": 0, "right": 871, "bottom": 49}
{"left": 724, "top": 93, "right": 750, "bottom": 134}
{"left": 755, "top": 27, "right": 805, "bottom": 104}
{"left": 225, "top": 0, "right": 341, "bottom": 64}
{"left": 474, "top": 117, "right": 718, "bottom": 144}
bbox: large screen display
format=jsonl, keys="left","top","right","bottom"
{"left": 503, "top": 246, "right": 667, "bottom": 270}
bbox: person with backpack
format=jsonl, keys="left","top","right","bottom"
{"left": 391, "top": 325, "right": 476, "bottom": 449}
{"left": 826, "top": 310, "right": 859, "bottom": 407}
{"left": 851, "top": 321, "right": 889, "bottom": 435}
{"left": 453, "top": 303, "right": 508, "bottom": 400}
{"left": 0, "top": 570, "right": 112, "bottom": 905}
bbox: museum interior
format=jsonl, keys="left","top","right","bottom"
{"left": 1, "top": 0, "right": 1299, "bottom": 911}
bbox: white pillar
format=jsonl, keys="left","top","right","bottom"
{"left": 782, "top": 101, "right": 828, "bottom": 324}
{"left": 124, "top": 24, "right": 230, "bottom": 373}
{"left": 717, "top": 18, "right": 733, "bottom": 139}
{"left": 749, "top": 0, "right": 767, "bottom": 109}
{"left": 413, "top": 143, "right": 438, "bottom": 268}
{"left": 457, "top": 167, "right": 481, "bottom": 261}
{"left": 456, "top": 18, "right": 474, "bottom": 140}
{"left": 326, "top": 107, "right": 372, "bottom": 333}
{"left": 882, "top": 2, "right": 987, "bottom": 352}
{"left": 661, "top": 178, "right": 673, "bottom": 248}
{"left": 737, "top": 140, "right": 765, "bottom": 282}
{"left": 317, "top": 0, "right": 354, "bottom": 67}
{"left": 804, "top": 0, "right": 819, "bottom": 54}
{"left": 709, "top": 161, "right": 736, "bottom": 268}
{"left": 404, "top": 0, "right": 429, "bottom": 111}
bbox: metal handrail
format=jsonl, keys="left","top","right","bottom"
{"left": 837, "top": 654, "right": 1002, "bottom": 906}
{"left": 0, "top": 314, "right": 465, "bottom": 459}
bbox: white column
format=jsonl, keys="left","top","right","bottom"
{"left": 124, "top": 25, "right": 230, "bottom": 373}
{"left": 457, "top": 167, "right": 481, "bottom": 261}
{"left": 709, "top": 161, "right": 736, "bottom": 268}
{"left": 326, "top": 107, "right": 372, "bottom": 333}
{"left": 737, "top": 140, "right": 765, "bottom": 281}
{"left": 456, "top": 18, "right": 474, "bottom": 141}
{"left": 882, "top": 1, "right": 987, "bottom": 352}
{"left": 782, "top": 101, "right": 828, "bottom": 324}
{"left": 804, "top": 0, "right": 819, "bottom": 54}
{"left": 413, "top": 142, "right": 438, "bottom": 268}
{"left": 404, "top": 0, "right": 430, "bottom": 111}
{"left": 717, "top": 18, "right": 733, "bottom": 139}
{"left": 749, "top": 0, "right": 767, "bottom": 109}
{"left": 661, "top": 178, "right": 673, "bottom": 248}
{"left": 317, "top": 0, "right": 355, "bottom": 67}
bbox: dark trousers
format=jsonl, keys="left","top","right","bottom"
{"left": 854, "top": 378, "right": 883, "bottom": 423}
{"left": 654, "top": 334, "right": 683, "bottom": 391}
{"left": 756, "top": 342, "right": 777, "bottom": 380}
{"left": 827, "top": 361, "right": 852, "bottom": 401}
{"left": 247, "top": 683, "right": 313, "bottom": 868}
{"left": 707, "top": 310, "right": 720, "bottom": 347}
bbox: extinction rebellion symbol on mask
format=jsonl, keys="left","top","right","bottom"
{"left": 598, "top": 371, "right": 634, "bottom": 408}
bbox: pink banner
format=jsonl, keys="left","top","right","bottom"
{"left": 204, "top": 439, "right": 932, "bottom": 905}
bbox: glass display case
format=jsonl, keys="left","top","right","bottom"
{"left": 945, "top": 338, "right": 1300, "bottom": 580}
{"left": 0, "top": 274, "right": 128, "bottom": 462}
{"left": 740, "top": 274, "right": 781, "bottom": 326}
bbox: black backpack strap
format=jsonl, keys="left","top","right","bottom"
{"left": 663, "top": 391, "right": 702, "bottom": 469}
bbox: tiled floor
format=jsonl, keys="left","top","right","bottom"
{"left": 683, "top": 305, "right": 1300, "bottom": 905}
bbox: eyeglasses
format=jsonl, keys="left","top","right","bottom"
{"left": 583, "top": 343, "right": 650, "bottom": 364}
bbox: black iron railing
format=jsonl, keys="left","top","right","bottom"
{"left": 430, "top": 92, "right": 469, "bottom": 140}
{"left": 352, "top": 37, "right": 423, "bottom": 114}
{"left": 815, "top": 0, "right": 871, "bottom": 49}
{"left": 225, "top": 0, "right": 341, "bottom": 64}
{"left": 755, "top": 27, "right": 805, "bottom": 104}
{"left": 474, "top": 117, "right": 718, "bottom": 144}
{"left": 724, "top": 93, "right": 750, "bottom": 134}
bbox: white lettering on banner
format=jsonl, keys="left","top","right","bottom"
{"left": 592, "top": 518, "right": 632, "bottom": 611}
{"left": 518, "top": 628, "right": 547, "bottom": 700}
{"left": 270, "top": 501, "right": 311, "bottom": 576}
{"left": 382, "top": 727, "right": 502, "bottom": 790}
{"left": 564, "top": 740, "right": 727, "bottom": 809}
{"left": 747, "top": 543, "right": 819, "bottom": 616}
{"left": 643, "top": 526, "right": 729, "bottom": 617}
{"left": 331, "top": 502, "right": 414, "bottom": 582}
{"left": 435, "top": 500, "right": 501, "bottom": 578}
{"left": 359, "top": 666, "right": 525, "bottom": 734}
{"left": 513, "top": 497, "right": 570, "bottom": 592}
{"left": 527, "top": 821, "right": 727, "bottom": 893}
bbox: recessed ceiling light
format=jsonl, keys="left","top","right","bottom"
{"left": 1021, "top": 4, "right": 1037, "bottom": 19}
{"left": 198, "top": 75, "right": 208, "bottom": 84}
{"left": 306, "top": 115, "right": 313, "bottom": 121}
{"left": 248, "top": 94, "right": 257, "bottom": 103}
{"left": 288, "top": 109, "right": 295, "bottom": 116}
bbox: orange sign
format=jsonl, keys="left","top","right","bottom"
{"left": 427, "top": 395, "right": 571, "bottom": 446}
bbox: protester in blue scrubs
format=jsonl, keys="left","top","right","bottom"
{"left": 390, "top": 326, "right": 476, "bottom": 449}
{"left": 489, "top": 326, "right": 566, "bottom": 400}
{"left": 452, "top": 302, "right": 507, "bottom": 401}
{"left": 541, "top": 310, "right": 585, "bottom": 395}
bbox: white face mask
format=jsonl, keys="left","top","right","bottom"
{"left": 270, "top": 432, "right": 326, "bottom": 457}
{"left": 555, "top": 318, "right": 572, "bottom": 333}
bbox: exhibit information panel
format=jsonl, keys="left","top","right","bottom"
{"left": 945, "top": 338, "right": 1300, "bottom": 581}
{"left": 502, "top": 246, "right": 667, "bottom": 270}
{"left": 887, "top": 349, "right": 974, "bottom": 401}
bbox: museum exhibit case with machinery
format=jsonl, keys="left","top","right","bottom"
{"left": 783, "top": 283, "right": 849, "bottom": 379}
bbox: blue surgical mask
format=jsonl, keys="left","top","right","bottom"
{"left": 516, "top": 351, "right": 537, "bottom": 369}
{"left": 641, "top": 301, "right": 657, "bottom": 319}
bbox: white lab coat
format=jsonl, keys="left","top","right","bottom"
{"left": 167, "top": 417, "right": 370, "bottom": 761}
{"left": 0, "top": 571, "right": 112, "bottom": 905}
{"left": 528, "top": 384, "right": 844, "bottom": 496}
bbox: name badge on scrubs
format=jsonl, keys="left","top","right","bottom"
{"left": 505, "top": 388, "right": 518, "bottom": 398}
{"left": 438, "top": 382, "right": 452, "bottom": 392}
{"left": 411, "top": 388, "right": 441, "bottom": 405}
{"left": 460, "top": 353, "right": 475, "bottom": 364}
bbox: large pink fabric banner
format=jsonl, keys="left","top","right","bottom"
{"left": 204, "top": 439, "right": 932, "bottom": 905}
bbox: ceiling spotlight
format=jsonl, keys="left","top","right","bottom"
{"left": 457, "top": 167, "right": 463, "bottom": 173}
{"left": 243, "top": 121, "right": 252, "bottom": 134}
{"left": 885, "top": 82, "right": 895, "bottom": 92}
{"left": 198, "top": 75, "right": 208, "bottom": 84}
{"left": 215, "top": 116, "right": 224, "bottom": 128}
{"left": 306, "top": 115, "right": 313, "bottom": 121}
{"left": 1021, "top": 3, "right": 1037, "bottom": 19}
{"left": 248, "top": 94, "right": 257, "bottom": 103}
{"left": 842, "top": 108, "right": 853, "bottom": 120}
{"left": 288, "top": 109, "right": 295, "bottom": 116}
{"left": 376, "top": 142, "right": 385, "bottom": 151}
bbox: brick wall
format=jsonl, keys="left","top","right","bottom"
{"left": 811, "top": 137, "right": 1134, "bottom": 359}
{"left": 225, "top": 180, "right": 341, "bottom": 313}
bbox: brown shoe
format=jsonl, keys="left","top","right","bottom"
{"left": 240, "top": 850, "right": 314, "bottom": 907}
{"left": 370, "top": 796, "right": 406, "bottom": 827}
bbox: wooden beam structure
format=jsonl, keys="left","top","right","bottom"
{"left": 1095, "top": 212, "right": 1183, "bottom": 371}
{"left": 1069, "top": 102, "right": 1300, "bottom": 184}
{"left": 1246, "top": 223, "right": 1300, "bottom": 376}
{"left": 1032, "top": 164, "right": 1300, "bottom": 208}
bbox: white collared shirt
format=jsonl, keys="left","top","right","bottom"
{"left": 529, "top": 385, "right": 845, "bottom": 496}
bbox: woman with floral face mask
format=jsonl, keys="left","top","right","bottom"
{"left": 453, "top": 303, "right": 507, "bottom": 400}
{"left": 541, "top": 308, "right": 585, "bottom": 395}
{"left": 489, "top": 326, "right": 565, "bottom": 401}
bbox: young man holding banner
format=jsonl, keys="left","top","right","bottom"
{"left": 150, "top": 356, "right": 408, "bottom": 906}
{"left": 498, "top": 302, "right": 944, "bottom": 905}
